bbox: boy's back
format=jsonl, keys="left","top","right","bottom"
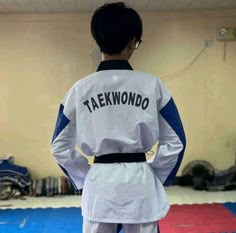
{"left": 51, "top": 3, "right": 186, "bottom": 233}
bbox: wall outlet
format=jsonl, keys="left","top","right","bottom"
{"left": 217, "top": 27, "right": 236, "bottom": 41}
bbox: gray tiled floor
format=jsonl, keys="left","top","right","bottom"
{"left": 0, "top": 186, "right": 235, "bottom": 209}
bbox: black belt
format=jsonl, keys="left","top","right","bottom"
{"left": 94, "top": 153, "right": 146, "bottom": 164}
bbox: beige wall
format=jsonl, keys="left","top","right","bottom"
{"left": 0, "top": 10, "right": 236, "bottom": 178}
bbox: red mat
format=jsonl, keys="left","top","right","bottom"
{"left": 159, "top": 203, "right": 236, "bottom": 233}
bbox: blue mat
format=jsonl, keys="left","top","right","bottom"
{"left": 224, "top": 202, "right": 236, "bottom": 216}
{"left": 0, "top": 208, "right": 83, "bottom": 233}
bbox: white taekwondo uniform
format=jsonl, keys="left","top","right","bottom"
{"left": 51, "top": 60, "right": 186, "bottom": 231}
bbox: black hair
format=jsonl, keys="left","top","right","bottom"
{"left": 91, "top": 2, "right": 142, "bottom": 55}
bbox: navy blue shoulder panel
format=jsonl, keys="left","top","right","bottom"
{"left": 52, "top": 104, "right": 70, "bottom": 144}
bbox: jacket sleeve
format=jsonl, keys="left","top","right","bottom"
{"left": 51, "top": 86, "right": 89, "bottom": 190}
{"left": 148, "top": 79, "right": 186, "bottom": 186}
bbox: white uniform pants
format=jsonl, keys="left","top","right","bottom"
{"left": 83, "top": 219, "right": 158, "bottom": 233}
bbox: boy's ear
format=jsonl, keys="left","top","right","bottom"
{"left": 127, "top": 37, "right": 136, "bottom": 50}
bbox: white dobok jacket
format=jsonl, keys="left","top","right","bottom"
{"left": 51, "top": 60, "right": 186, "bottom": 223}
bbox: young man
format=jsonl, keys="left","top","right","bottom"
{"left": 51, "top": 2, "right": 186, "bottom": 233}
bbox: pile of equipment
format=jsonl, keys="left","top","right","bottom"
{"left": 173, "top": 160, "right": 236, "bottom": 191}
{"left": 0, "top": 156, "right": 31, "bottom": 200}
{"left": 29, "top": 176, "right": 82, "bottom": 197}
{"left": 0, "top": 156, "right": 82, "bottom": 200}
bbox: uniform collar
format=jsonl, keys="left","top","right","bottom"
{"left": 96, "top": 60, "right": 133, "bottom": 71}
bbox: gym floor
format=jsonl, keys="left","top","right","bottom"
{"left": 0, "top": 186, "right": 235, "bottom": 210}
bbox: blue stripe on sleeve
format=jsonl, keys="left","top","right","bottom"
{"left": 51, "top": 104, "right": 77, "bottom": 188}
{"left": 159, "top": 97, "right": 186, "bottom": 186}
{"left": 51, "top": 104, "right": 70, "bottom": 144}
{"left": 58, "top": 164, "right": 78, "bottom": 190}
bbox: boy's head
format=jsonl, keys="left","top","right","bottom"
{"left": 91, "top": 2, "right": 142, "bottom": 56}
